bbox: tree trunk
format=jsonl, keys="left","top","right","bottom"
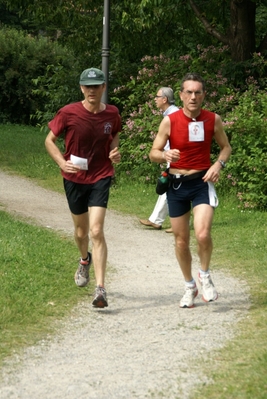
{"left": 229, "top": 0, "right": 256, "bottom": 61}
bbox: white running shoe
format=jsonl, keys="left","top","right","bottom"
{"left": 179, "top": 284, "right": 198, "bottom": 308}
{"left": 198, "top": 273, "right": 218, "bottom": 302}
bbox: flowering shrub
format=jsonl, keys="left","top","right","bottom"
{"left": 112, "top": 55, "right": 181, "bottom": 183}
{"left": 112, "top": 46, "right": 235, "bottom": 183}
{"left": 219, "top": 87, "right": 267, "bottom": 209}
{"left": 112, "top": 48, "right": 267, "bottom": 209}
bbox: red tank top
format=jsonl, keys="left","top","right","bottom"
{"left": 168, "top": 109, "right": 215, "bottom": 170}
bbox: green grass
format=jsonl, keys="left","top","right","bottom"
{"left": 195, "top": 203, "right": 267, "bottom": 399}
{"left": 0, "top": 124, "right": 64, "bottom": 192}
{"left": 0, "top": 211, "right": 88, "bottom": 365}
{"left": 0, "top": 124, "right": 267, "bottom": 398}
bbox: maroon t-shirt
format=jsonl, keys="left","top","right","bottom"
{"left": 48, "top": 102, "right": 121, "bottom": 184}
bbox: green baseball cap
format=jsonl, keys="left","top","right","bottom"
{"left": 79, "top": 68, "right": 105, "bottom": 85}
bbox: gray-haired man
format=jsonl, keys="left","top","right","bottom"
{"left": 140, "top": 87, "right": 179, "bottom": 233}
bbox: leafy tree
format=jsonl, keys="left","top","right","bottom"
{"left": 2, "top": 0, "right": 266, "bottom": 67}
{"left": 188, "top": 0, "right": 266, "bottom": 61}
{"left": 0, "top": 2, "right": 22, "bottom": 28}
{"left": 118, "top": 0, "right": 267, "bottom": 62}
{"left": 1, "top": 0, "right": 104, "bottom": 66}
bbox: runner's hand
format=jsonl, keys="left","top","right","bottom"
{"left": 109, "top": 147, "right": 121, "bottom": 164}
{"left": 61, "top": 160, "right": 80, "bottom": 174}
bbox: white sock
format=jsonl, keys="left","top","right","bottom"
{"left": 199, "top": 269, "right": 210, "bottom": 277}
{"left": 185, "top": 279, "right": 196, "bottom": 288}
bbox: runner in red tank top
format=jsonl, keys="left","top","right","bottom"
{"left": 150, "top": 73, "right": 232, "bottom": 308}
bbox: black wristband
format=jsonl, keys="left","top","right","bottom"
{"left": 218, "top": 160, "right": 226, "bottom": 168}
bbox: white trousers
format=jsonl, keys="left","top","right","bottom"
{"left": 148, "top": 193, "right": 168, "bottom": 225}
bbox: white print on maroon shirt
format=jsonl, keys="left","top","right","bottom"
{"left": 188, "top": 121, "right": 204, "bottom": 142}
{"left": 104, "top": 123, "right": 112, "bottom": 134}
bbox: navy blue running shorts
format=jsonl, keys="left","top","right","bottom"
{"left": 167, "top": 177, "right": 218, "bottom": 218}
{"left": 63, "top": 176, "right": 112, "bottom": 215}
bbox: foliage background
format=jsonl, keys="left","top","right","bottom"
{"left": 0, "top": 0, "right": 267, "bottom": 210}
{"left": 0, "top": 28, "right": 81, "bottom": 125}
{"left": 0, "top": 2, "right": 267, "bottom": 396}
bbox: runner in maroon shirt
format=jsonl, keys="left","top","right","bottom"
{"left": 45, "top": 68, "right": 121, "bottom": 308}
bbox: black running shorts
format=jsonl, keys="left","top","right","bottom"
{"left": 63, "top": 176, "right": 112, "bottom": 215}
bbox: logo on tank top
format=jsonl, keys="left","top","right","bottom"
{"left": 104, "top": 122, "right": 112, "bottom": 134}
{"left": 188, "top": 121, "right": 204, "bottom": 141}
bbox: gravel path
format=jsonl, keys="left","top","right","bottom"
{"left": 0, "top": 170, "right": 250, "bottom": 399}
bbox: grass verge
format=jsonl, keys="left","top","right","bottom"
{"left": 0, "top": 124, "right": 267, "bottom": 397}
{"left": 192, "top": 201, "right": 267, "bottom": 399}
{"left": 0, "top": 211, "right": 89, "bottom": 367}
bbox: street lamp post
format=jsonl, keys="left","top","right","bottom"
{"left": 101, "top": 0, "right": 110, "bottom": 104}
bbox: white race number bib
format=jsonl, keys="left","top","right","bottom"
{"left": 188, "top": 121, "right": 204, "bottom": 142}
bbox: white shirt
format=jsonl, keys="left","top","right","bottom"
{"left": 162, "top": 105, "right": 179, "bottom": 153}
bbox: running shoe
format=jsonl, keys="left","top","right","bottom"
{"left": 74, "top": 252, "right": 92, "bottom": 287}
{"left": 179, "top": 284, "right": 198, "bottom": 308}
{"left": 92, "top": 285, "right": 108, "bottom": 308}
{"left": 198, "top": 273, "right": 218, "bottom": 302}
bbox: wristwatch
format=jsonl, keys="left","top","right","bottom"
{"left": 218, "top": 160, "right": 226, "bottom": 168}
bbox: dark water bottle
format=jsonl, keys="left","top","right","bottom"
{"left": 156, "top": 171, "right": 169, "bottom": 195}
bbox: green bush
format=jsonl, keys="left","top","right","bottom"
{"left": 0, "top": 27, "right": 81, "bottom": 125}
{"left": 221, "top": 87, "right": 267, "bottom": 209}
{"left": 112, "top": 48, "right": 236, "bottom": 183}
{"left": 112, "top": 48, "right": 267, "bottom": 211}
{"left": 113, "top": 55, "right": 182, "bottom": 183}
{"left": 31, "top": 63, "right": 82, "bottom": 130}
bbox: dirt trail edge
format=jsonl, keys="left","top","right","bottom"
{"left": 0, "top": 170, "right": 250, "bottom": 399}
